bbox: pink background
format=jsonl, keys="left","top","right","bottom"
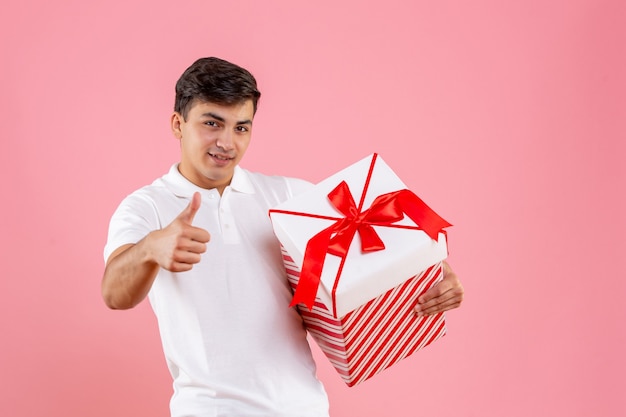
{"left": 1, "top": 1, "right": 625, "bottom": 416}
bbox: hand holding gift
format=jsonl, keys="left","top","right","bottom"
{"left": 414, "top": 260, "right": 464, "bottom": 317}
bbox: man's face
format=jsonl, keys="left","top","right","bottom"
{"left": 171, "top": 99, "right": 254, "bottom": 193}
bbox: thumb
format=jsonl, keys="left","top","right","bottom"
{"left": 178, "top": 192, "right": 202, "bottom": 224}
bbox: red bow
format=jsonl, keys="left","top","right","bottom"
{"left": 289, "top": 180, "right": 451, "bottom": 311}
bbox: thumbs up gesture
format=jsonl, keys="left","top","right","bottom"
{"left": 149, "top": 192, "right": 211, "bottom": 272}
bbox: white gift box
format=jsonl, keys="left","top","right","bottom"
{"left": 270, "top": 153, "right": 450, "bottom": 319}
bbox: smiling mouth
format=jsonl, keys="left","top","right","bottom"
{"left": 208, "top": 152, "right": 234, "bottom": 161}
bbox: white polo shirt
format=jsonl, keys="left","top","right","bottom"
{"left": 104, "top": 164, "right": 330, "bottom": 417}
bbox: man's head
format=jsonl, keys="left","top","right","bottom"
{"left": 171, "top": 57, "right": 259, "bottom": 193}
{"left": 174, "top": 57, "right": 261, "bottom": 121}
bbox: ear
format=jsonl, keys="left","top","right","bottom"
{"left": 171, "top": 112, "right": 184, "bottom": 139}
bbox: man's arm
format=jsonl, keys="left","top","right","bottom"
{"left": 102, "top": 241, "right": 161, "bottom": 310}
{"left": 413, "top": 261, "right": 464, "bottom": 316}
{"left": 101, "top": 192, "right": 210, "bottom": 310}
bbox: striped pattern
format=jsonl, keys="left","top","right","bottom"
{"left": 283, "top": 250, "right": 446, "bottom": 386}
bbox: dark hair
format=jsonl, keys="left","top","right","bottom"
{"left": 174, "top": 57, "right": 261, "bottom": 120}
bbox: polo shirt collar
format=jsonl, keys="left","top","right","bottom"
{"left": 162, "top": 164, "right": 255, "bottom": 197}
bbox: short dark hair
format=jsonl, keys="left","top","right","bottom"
{"left": 174, "top": 57, "right": 261, "bottom": 120}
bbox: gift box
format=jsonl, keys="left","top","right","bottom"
{"left": 269, "top": 153, "right": 451, "bottom": 386}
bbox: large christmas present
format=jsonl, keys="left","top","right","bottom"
{"left": 269, "top": 153, "right": 451, "bottom": 386}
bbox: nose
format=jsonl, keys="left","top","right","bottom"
{"left": 215, "top": 130, "right": 234, "bottom": 151}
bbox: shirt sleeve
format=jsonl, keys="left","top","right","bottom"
{"left": 284, "top": 176, "right": 315, "bottom": 198}
{"left": 103, "top": 191, "right": 160, "bottom": 264}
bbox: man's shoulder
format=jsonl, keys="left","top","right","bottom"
{"left": 122, "top": 178, "right": 168, "bottom": 200}
{"left": 113, "top": 172, "right": 180, "bottom": 215}
{"left": 242, "top": 168, "right": 314, "bottom": 197}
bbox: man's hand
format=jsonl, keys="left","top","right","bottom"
{"left": 414, "top": 261, "right": 464, "bottom": 317}
{"left": 102, "top": 192, "right": 211, "bottom": 309}
{"left": 147, "top": 192, "right": 211, "bottom": 272}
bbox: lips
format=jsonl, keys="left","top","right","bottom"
{"left": 208, "top": 152, "right": 234, "bottom": 161}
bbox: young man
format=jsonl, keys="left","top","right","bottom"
{"left": 102, "top": 57, "right": 464, "bottom": 417}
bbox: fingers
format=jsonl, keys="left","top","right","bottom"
{"left": 414, "top": 291, "right": 463, "bottom": 316}
{"left": 186, "top": 227, "right": 211, "bottom": 244}
{"left": 151, "top": 193, "right": 211, "bottom": 272}
{"left": 414, "top": 262, "right": 464, "bottom": 317}
{"left": 176, "top": 192, "right": 210, "bottom": 243}
{"left": 177, "top": 192, "right": 202, "bottom": 224}
{"left": 176, "top": 236, "right": 209, "bottom": 254}
{"left": 161, "top": 238, "right": 207, "bottom": 270}
{"left": 167, "top": 249, "right": 204, "bottom": 272}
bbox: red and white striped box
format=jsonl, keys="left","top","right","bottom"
{"left": 283, "top": 250, "right": 446, "bottom": 386}
{"left": 269, "top": 153, "right": 451, "bottom": 386}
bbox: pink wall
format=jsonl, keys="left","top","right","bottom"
{"left": 1, "top": 0, "right": 624, "bottom": 416}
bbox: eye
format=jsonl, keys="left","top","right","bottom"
{"left": 205, "top": 120, "right": 219, "bottom": 127}
{"left": 236, "top": 125, "right": 249, "bottom": 133}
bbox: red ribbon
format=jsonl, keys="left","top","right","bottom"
{"left": 288, "top": 180, "right": 451, "bottom": 312}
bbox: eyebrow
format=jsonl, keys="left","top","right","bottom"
{"left": 202, "top": 112, "right": 252, "bottom": 125}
